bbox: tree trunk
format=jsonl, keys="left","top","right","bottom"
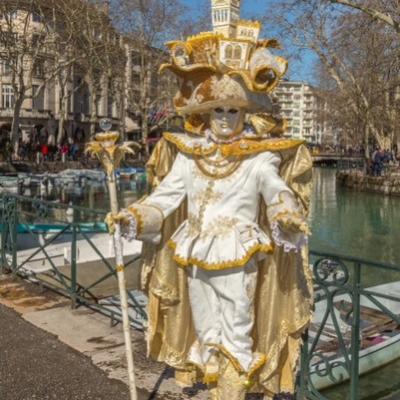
{"left": 57, "top": 95, "right": 68, "bottom": 145}
{"left": 141, "top": 115, "right": 149, "bottom": 156}
{"left": 58, "top": 114, "right": 65, "bottom": 145}
{"left": 11, "top": 97, "right": 24, "bottom": 158}
{"left": 90, "top": 91, "right": 98, "bottom": 138}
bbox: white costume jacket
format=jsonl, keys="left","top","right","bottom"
{"left": 123, "top": 132, "right": 308, "bottom": 270}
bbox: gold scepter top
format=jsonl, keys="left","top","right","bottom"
{"left": 85, "top": 119, "right": 141, "bottom": 177}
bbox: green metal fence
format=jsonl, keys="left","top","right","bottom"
{"left": 1, "top": 193, "right": 400, "bottom": 398}
{"left": 298, "top": 251, "right": 400, "bottom": 399}
{"left": 0, "top": 193, "right": 147, "bottom": 329}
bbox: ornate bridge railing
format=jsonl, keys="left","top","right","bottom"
{"left": 1, "top": 193, "right": 400, "bottom": 398}
{"left": 0, "top": 193, "right": 147, "bottom": 329}
{"left": 298, "top": 251, "right": 400, "bottom": 400}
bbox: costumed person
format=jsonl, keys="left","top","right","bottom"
{"left": 106, "top": 3, "right": 313, "bottom": 399}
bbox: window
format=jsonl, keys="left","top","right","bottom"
{"left": 2, "top": 85, "right": 14, "bottom": 108}
{"left": 32, "top": 85, "right": 44, "bottom": 110}
{"left": 294, "top": 95, "right": 301, "bottom": 100}
{"left": 34, "top": 60, "right": 44, "bottom": 77}
{"left": 225, "top": 45, "right": 233, "bottom": 59}
{"left": 1, "top": 60, "right": 12, "bottom": 75}
{"left": 233, "top": 45, "right": 241, "bottom": 60}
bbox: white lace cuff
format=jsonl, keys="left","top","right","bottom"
{"left": 270, "top": 220, "right": 308, "bottom": 253}
{"left": 120, "top": 210, "right": 138, "bottom": 242}
{"left": 125, "top": 202, "right": 164, "bottom": 243}
{"left": 267, "top": 191, "right": 309, "bottom": 253}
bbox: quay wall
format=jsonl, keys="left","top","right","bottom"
{"left": 337, "top": 170, "right": 400, "bottom": 196}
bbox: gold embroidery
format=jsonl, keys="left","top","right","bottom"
{"left": 193, "top": 188, "right": 222, "bottom": 207}
{"left": 203, "top": 372, "right": 220, "bottom": 384}
{"left": 195, "top": 157, "right": 243, "bottom": 180}
{"left": 187, "top": 213, "right": 202, "bottom": 237}
{"left": 167, "top": 240, "right": 274, "bottom": 270}
{"left": 199, "top": 216, "right": 239, "bottom": 239}
{"left": 207, "top": 343, "right": 245, "bottom": 374}
{"left": 273, "top": 210, "right": 310, "bottom": 235}
{"left": 116, "top": 264, "right": 125, "bottom": 272}
{"left": 248, "top": 353, "right": 267, "bottom": 379}
{"left": 163, "top": 132, "right": 304, "bottom": 157}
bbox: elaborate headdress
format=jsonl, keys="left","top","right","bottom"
{"left": 160, "top": 5, "right": 288, "bottom": 135}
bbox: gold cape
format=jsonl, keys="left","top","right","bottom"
{"left": 140, "top": 134, "right": 313, "bottom": 397}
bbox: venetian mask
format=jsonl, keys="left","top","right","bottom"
{"left": 210, "top": 107, "right": 245, "bottom": 138}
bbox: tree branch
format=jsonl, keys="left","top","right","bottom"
{"left": 330, "top": 0, "right": 400, "bottom": 33}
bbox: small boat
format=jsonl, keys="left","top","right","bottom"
{"left": 309, "top": 281, "right": 400, "bottom": 390}
{"left": 116, "top": 167, "right": 145, "bottom": 179}
{"left": 58, "top": 169, "right": 105, "bottom": 182}
{"left": 0, "top": 176, "right": 20, "bottom": 194}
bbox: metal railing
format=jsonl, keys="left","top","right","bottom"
{"left": 0, "top": 193, "right": 147, "bottom": 329}
{"left": 1, "top": 193, "right": 400, "bottom": 398}
{"left": 298, "top": 251, "right": 400, "bottom": 399}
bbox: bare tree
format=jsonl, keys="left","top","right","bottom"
{"left": 111, "top": 0, "right": 204, "bottom": 153}
{"left": 265, "top": 0, "right": 400, "bottom": 158}
{"left": 326, "top": 0, "right": 400, "bottom": 33}
{"left": 65, "top": 1, "right": 126, "bottom": 139}
{"left": 0, "top": 0, "right": 83, "bottom": 155}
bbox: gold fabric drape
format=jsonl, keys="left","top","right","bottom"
{"left": 140, "top": 138, "right": 313, "bottom": 395}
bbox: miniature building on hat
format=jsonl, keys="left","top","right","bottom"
{"left": 211, "top": 0, "right": 262, "bottom": 69}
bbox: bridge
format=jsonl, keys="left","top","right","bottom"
{"left": 312, "top": 153, "right": 365, "bottom": 168}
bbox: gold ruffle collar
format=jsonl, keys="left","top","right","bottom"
{"left": 163, "top": 132, "right": 305, "bottom": 157}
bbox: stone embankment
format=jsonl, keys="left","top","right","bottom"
{"left": 337, "top": 170, "right": 400, "bottom": 196}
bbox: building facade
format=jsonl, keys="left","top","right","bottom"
{"left": 274, "top": 80, "right": 334, "bottom": 146}
{"left": 0, "top": 4, "right": 176, "bottom": 148}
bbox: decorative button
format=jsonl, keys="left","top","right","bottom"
{"left": 240, "top": 142, "right": 249, "bottom": 150}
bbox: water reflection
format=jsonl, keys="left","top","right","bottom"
{"left": 310, "top": 168, "right": 400, "bottom": 266}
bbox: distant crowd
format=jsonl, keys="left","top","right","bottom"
{"left": 0, "top": 137, "right": 84, "bottom": 163}
{"left": 370, "top": 146, "right": 399, "bottom": 177}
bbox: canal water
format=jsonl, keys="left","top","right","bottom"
{"left": 310, "top": 168, "right": 400, "bottom": 400}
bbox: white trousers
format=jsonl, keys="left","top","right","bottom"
{"left": 187, "top": 261, "right": 258, "bottom": 372}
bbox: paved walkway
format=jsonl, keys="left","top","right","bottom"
{"left": 0, "top": 303, "right": 135, "bottom": 400}
{"left": 0, "top": 275, "right": 208, "bottom": 400}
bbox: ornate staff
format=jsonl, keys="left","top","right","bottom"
{"left": 86, "top": 119, "right": 140, "bottom": 400}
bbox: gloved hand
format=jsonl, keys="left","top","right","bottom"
{"left": 104, "top": 211, "right": 133, "bottom": 235}
{"left": 276, "top": 212, "right": 310, "bottom": 235}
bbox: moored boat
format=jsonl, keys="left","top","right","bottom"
{"left": 310, "top": 282, "right": 400, "bottom": 390}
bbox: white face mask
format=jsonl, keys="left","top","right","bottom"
{"left": 210, "top": 107, "right": 245, "bottom": 138}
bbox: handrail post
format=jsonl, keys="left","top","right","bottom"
{"left": 11, "top": 196, "right": 18, "bottom": 274}
{"left": 0, "top": 194, "right": 5, "bottom": 273}
{"left": 70, "top": 208, "right": 78, "bottom": 309}
{"left": 297, "top": 330, "right": 309, "bottom": 400}
{"left": 350, "top": 262, "right": 361, "bottom": 400}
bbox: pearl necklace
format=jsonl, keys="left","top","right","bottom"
{"left": 195, "top": 147, "right": 242, "bottom": 180}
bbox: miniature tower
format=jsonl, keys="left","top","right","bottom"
{"left": 211, "top": 0, "right": 240, "bottom": 38}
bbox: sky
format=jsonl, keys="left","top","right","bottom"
{"left": 182, "top": 0, "right": 318, "bottom": 84}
